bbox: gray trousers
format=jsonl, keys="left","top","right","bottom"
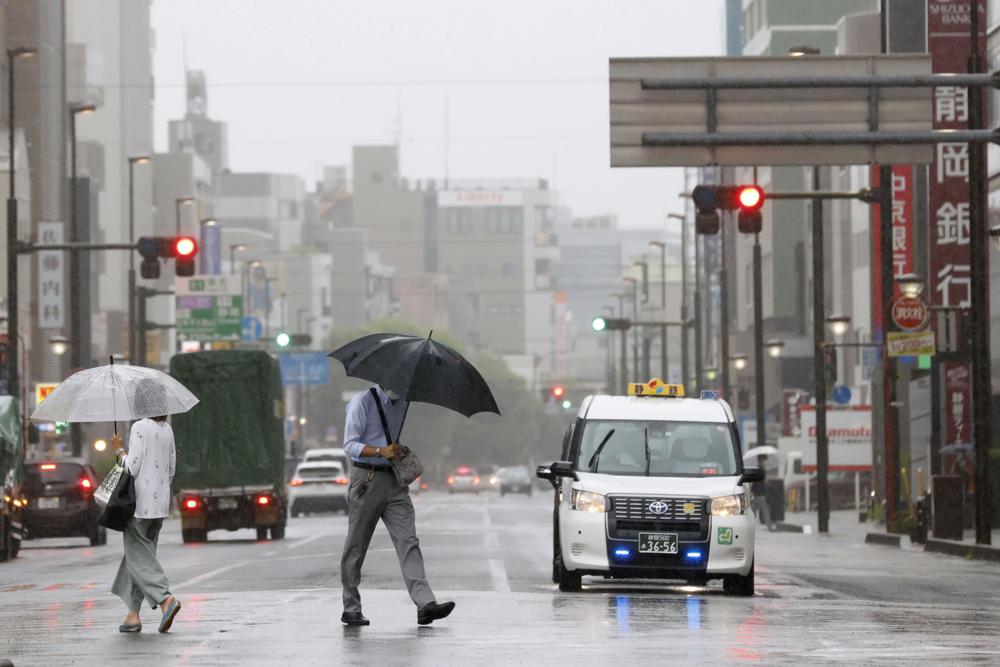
{"left": 752, "top": 495, "right": 775, "bottom": 531}
{"left": 341, "top": 467, "right": 435, "bottom": 613}
{"left": 111, "top": 518, "right": 171, "bottom": 612}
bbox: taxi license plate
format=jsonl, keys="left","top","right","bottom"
{"left": 38, "top": 497, "right": 59, "bottom": 510}
{"left": 638, "top": 532, "right": 678, "bottom": 554}
{"left": 217, "top": 498, "right": 238, "bottom": 510}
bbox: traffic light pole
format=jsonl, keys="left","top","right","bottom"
{"left": 694, "top": 234, "right": 704, "bottom": 394}
{"left": 720, "top": 213, "right": 731, "bottom": 401}
{"left": 811, "top": 166, "right": 830, "bottom": 534}
{"left": 753, "top": 231, "right": 765, "bottom": 449}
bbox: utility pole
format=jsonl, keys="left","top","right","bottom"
{"left": 968, "top": 0, "right": 992, "bottom": 545}
{"left": 720, "top": 212, "right": 731, "bottom": 400}
{"left": 812, "top": 166, "right": 830, "bottom": 534}
{"left": 753, "top": 230, "right": 766, "bottom": 449}
{"left": 694, "top": 233, "right": 704, "bottom": 393}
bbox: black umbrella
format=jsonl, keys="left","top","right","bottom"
{"left": 329, "top": 332, "right": 501, "bottom": 419}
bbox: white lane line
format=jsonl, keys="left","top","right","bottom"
{"left": 286, "top": 531, "right": 334, "bottom": 550}
{"left": 173, "top": 560, "right": 251, "bottom": 590}
{"left": 488, "top": 558, "right": 511, "bottom": 593}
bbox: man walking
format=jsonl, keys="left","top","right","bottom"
{"left": 340, "top": 384, "right": 455, "bottom": 627}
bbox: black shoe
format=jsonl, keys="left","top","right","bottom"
{"left": 341, "top": 611, "right": 370, "bottom": 626}
{"left": 417, "top": 601, "right": 455, "bottom": 626}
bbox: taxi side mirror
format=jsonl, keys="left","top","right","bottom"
{"left": 738, "top": 467, "right": 765, "bottom": 486}
{"left": 535, "top": 465, "right": 553, "bottom": 481}
{"left": 550, "top": 460, "right": 578, "bottom": 481}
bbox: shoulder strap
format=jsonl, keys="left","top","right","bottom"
{"left": 368, "top": 387, "right": 395, "bottom": 444}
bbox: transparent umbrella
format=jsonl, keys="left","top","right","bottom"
{"left": 30, "top": 361, "right": 199, "bottom": 427}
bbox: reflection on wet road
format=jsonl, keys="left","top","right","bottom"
{"left": 3, "top": 492, "right": 1000, "bottom": 665}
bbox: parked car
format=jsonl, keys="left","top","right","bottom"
{"left": 21, "top": 459, "right": 106, "bottom": 546}
{"left": 498, "top": 465, "right": 533, "bottom": 496}
{"left": 447, "top": 466, "right": 480, "bottom": 494}
{"left": 289, "top": 461, "right": 349, "bottom": 516}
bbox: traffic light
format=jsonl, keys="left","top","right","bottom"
{"left": 691, "top": 185, "right": 766, "bottom": 235}
{"left": 275, "top": 332, "right": 312, "bottom": 349}
{"left": 173, "top": 236, "right": 198, "bottom": 277}
{"left": 735, "top": 185, "right": 764, "bottom": 234}
{"left": 137, "top": 236, "right": 200, "bottom": 278}
{"left": 591, "top": 316, "right": 630, "bottom": 332}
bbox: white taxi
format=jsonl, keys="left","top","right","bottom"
{"left": 536, "top": 379, "right": 762, "bottom": 596}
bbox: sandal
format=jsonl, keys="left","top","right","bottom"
{"left": 158, "top": 598, "right": 181, "bottom": 633}
{"left": 118, "top": 623, "right": 142, "bottom": 633}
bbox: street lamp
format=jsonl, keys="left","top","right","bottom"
{"left": 731, "top": 354, "right": 748, "bottom": 371}
{"left": 766, "top": 339, "right": 786, "bottom": 359}
{"left": 48, "top": 336, "right": 69, "bottom": 357}
{"left": 704, "top": 367, "right": 718, "bottom": 382}
{"left": 667, "top": 213, "right": 691, "bottom": 390}
{"left": 6, "top": 45, "right": 36, "bottom": 404}
{"left": 896, "top": 273, "right": 925, "bottom": 299}
{"left": 127, "top": 155, "right": 151, "bottom": 365}
{"left": 624, "top": 276, "right": 640, "bottom": 380}
{"left": 68, "top": 102, "right": 96, "bottom": 457}
{"left": 230, "top": 244, "right": 247, "bottom": 275}
{"left": 649, "top": 240, "right": 670, "bottom": 382}
{"left": 826, "top": 315, "right": 851, "bottom": 338}
{"left": 175, "top": 196, "right": 195, "bottom": 235}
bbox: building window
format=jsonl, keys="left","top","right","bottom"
{"left": 501, "top": 262, "right": 519, "bottom": 277}
{"left": 446, "top": 208, "right": 471, "bottom": 233}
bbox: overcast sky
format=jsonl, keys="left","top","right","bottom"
{"left": 151, "top": 0, "right": 725, "bottom": 229}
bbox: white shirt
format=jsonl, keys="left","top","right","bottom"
{"left": 123, "top": 418, "right": 176, "bottom": 519}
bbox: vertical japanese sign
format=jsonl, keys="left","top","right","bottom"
{"left": 37, "top": 222, "right": 64, "bottom": 329}
{"left": 871, "top": 165, "right": 915, "bottom": 333}
{"left": 927, "top": 0, "right": 984, "bottom": 444}
{"left": 943, "top": 361, "right": 972, "bottom": 445}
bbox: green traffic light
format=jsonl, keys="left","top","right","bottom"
{"left": 275, "top": 332, "right": 291, "bottom": 348}
{"left": 592, "top": 317, "right": 607, "bottom": 332}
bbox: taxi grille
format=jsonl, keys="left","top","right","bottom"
{"left": 610, "top": 496, "right": 706, "bottom": 521}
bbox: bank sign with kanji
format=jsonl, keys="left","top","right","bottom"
{"left": 175, "top": 275, "right": 243, "bottom": 342}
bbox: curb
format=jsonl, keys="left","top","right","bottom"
{"left": 864, "top": 532, "right": 911, "bottom": 549}
{"left": 776, "top": 522, "right": 812, "bottom": 534}
{"left": 924, "top": 538, "right": 1000, "bottom": 562}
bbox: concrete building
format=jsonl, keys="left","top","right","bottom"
{"left": 215, "top": 171, "right": 306, "bottom": 255}
{"left": 168, "top": 70, "right": 229, "bottom": 180}
{"left": 67, "top": 0, "right": 154, "bottom": 361}
{"left": 435, "top": 180, "right": 560, "bottom": 373}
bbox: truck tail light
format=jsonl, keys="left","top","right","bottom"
{"left": 182, "top": 497, "right": 202, "bottom": 512}
{"left": 255, "top": 494, "right": 272, "bottom": 506}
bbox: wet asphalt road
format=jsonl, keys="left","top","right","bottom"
{"left": 2, "top": 490, "right": 1000, "bottom": 665}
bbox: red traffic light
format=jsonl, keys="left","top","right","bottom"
{"left": 737, "top": 185, "right": 763, "bottom": 210}
{"left": 174, "top": 236, "right": 198, "bottom": 258}
{"left": 550, "top": 385, "right": 566, "bottom": 399}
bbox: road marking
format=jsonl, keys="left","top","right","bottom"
{"left": 488, "top": 558, "right": 510, "bottom": 592}
{"left": 286, "top": 531, "right": 333, "bottom": 551}
{"left": 174, "top": 560, "right": 251, "bottom": 590}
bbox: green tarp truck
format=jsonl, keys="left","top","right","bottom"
{"left": 170, "top": 350, "right": 288, "bottom": 543}
{"left": 0, "top": 396, "right": 23, "bottom": 561}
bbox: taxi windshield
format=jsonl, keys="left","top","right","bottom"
{"left": 576, "top": 420, "right": 739, "bottom": 477}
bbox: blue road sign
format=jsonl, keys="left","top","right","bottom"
{"left": 832, "top": 384, "right": 852, "bottom": 405}
{"left": 241, "top": 316, "right": 263, "bottom": 342}
{"left": 279, "top": 352, "right": 330, "bottom": 386}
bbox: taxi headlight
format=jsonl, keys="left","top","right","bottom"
{"left": 710, "top": 494, "right": 746, "bottom": 517}
{"left": 572, "top": 489, "right": 607, "bottom": 513}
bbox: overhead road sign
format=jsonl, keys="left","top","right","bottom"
{"left": 175, "top": 275, "right": 243, "bottom": 342}
{"left": 279, "top": 352, "right": 329, "bottom": 386}
{"left": 610, "top": 55, "right": 944, "bottom": 167}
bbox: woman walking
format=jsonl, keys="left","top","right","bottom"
{"left": 111, "top": 395, "right": 181, "bottom": 634}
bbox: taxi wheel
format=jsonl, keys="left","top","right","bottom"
{"left": 723, "top": 560, "right": 755, "bottom": 597}
{"left": 555, "top": 545, "right": 582, "bottom": 592}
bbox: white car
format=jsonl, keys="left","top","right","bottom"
{"left": 302, "top": 447, "right": 350, "bottom": 472}
{"left": 288, "top": 461, "right": 349, "bottom": 516}
{"left": 537, "top": 380, "right": 763, "bottom": 596}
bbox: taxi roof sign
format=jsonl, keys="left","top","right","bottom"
{"left": 627, "top": 378, "right": 684, "bottom": 398}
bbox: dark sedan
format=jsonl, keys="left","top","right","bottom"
{"left": 22, "top": 459, "right": 107, "bottom": 546}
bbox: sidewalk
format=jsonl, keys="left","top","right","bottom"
{"left": 778, "top": 508, "right": 1000, "bottom": 561}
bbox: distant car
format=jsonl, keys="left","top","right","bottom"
{"left": 289, "top": 462, "right": 349, "bottom": 516}
{"left": 499, "top": 465, "right": 533, "bottom": 496}
{"left": 447, "top": 466, "right": 480, "bottom": 494}
{"left": 302, "top": 447, "right": 350, "bottom": 472}
{"left": 21, "top": 459, "right": 107, "bottom": 546}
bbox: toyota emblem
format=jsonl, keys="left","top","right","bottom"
{"left": 647, "top": 500, "right": 669, "bottom": 515}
